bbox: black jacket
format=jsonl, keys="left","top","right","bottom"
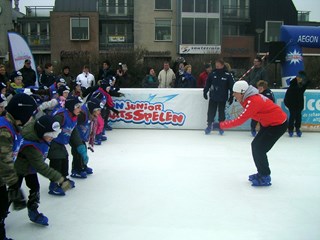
{"left": 19, "top": 66, "right": 37, "bottom": 87}
{"left": 204, "top": 69, "right": 234, "bottom": 102}
{"left": 284, "top": 78, "right": 309, "bottom": 110}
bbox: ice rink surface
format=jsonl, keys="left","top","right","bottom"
{"left": 6, "top": 129, "right": 320, "bottom": 240}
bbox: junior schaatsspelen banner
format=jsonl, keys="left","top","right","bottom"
{"left": 109, "top": 89, "right": 320, "bottom": 131}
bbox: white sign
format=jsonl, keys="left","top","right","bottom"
{"left": 109, "top": 36, "right": 125, "bottom": 42}
{"left": 179, "top": 45, "right": 221, "bottom": 54}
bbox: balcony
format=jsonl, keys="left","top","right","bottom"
{"left": 99, "top": 34, "right": 134, "bottom": 51}
{"left": 222, "top": 6, "right": 250, "bottom": 21}
{"left": 25, "top": 6, "right": 54, "bottom": 17}
{"left": 98, "top": 4, "right": 133, "bottom": 19}
{"left": 25, "top": 35, "right": 50, "bottom": 51}
{"left": 298, "top": 11, "right": 310, "bottom": 22}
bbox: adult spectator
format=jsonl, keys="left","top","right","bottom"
{"left": 40, "top": 63, "right": 56, "bottom": 88}
{"left": 19, "top": 59, "right": 37, "bottom": 87}
{"left": 98, "top": 60, "right": 115, "bottom": 81}
{"left": 284, "top": 71, "right": 309, "bottom": 137}
{"left": 197, "top": 63, "right": 212, "bottom": 88}
{"left": 246, "top": 57, "right": 268, "bottom": 87}
{"left": 142, "top": 67, "right": 159, "bottom": 88}
{"left": 158, "top": 61, "right": 176, "bottom": 88}
{"left": 176, "top": 64, "right": 196, "bottom": 88}
{"left": 0, "top": 64, "right": 9, "bottom": 86}
{"left": 116, "top": 63, "right": 131, "bottom": 88}
{"left": 203, "top": 58, "right": 234, "bottom": 135}
{"left": 58, "top": 66, "right": 74, "bottom": 88}
{"left": 76, "top": 65, "right": 95, "bottom": 89}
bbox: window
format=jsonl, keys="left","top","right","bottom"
{"left": 195, "top": 0, "right": 207, "bottom": 12}
{"left": 181, "top": 18, "right": 220, "bottom": 44}
{"left": 265, "top": 21, "right": 283, "bottom": 42}
{"left": 182, "top": 0, "right": 194, "bottom": 12}
{"left": 70, "top": 18, "right": 89, "bottom": 40}
{"left": 155, "top": 0, "right": 171, "bottom": 10}
{"left": 155, "top": 19, "right": 171, "bottom": 41}
{"left": 208, "top": 0, "right": 220, "bottom": 13}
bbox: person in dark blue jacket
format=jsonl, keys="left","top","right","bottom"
{"left": 203, "top": 58, "right": 234, "bottom": 135}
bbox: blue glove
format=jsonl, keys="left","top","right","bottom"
{"left": 77, "top": 145, "right": 89, "bottom": 165}
{"left": 212, "top": 122, "right": 221, "bottom": 130}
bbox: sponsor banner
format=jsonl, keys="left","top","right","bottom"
{"left": 179, "top": 45, "right": 221, "bottom": 54}
{"left": 110, "top": 89, "right": 320, "bottom": 131}
{"left": 8, "top": 32, "right": 39, "bottom": 86}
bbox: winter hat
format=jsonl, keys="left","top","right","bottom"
{"left": 34, "top": 115, "right": 61, "bottom": 139}
{"left": 5, "top": 93, "right": 38, "bottom": 125}
{"left": 56, "top": 78, "right": 66, "bottom": 85}
{"left": 0, "top": 94, "right": 7, "bottom": 107}
{"left": 57, "top": 85, "right": 70, "bottom": 96}
{"left": 10, "top": 71, "right": 23, "bottom": 82}
{"left": 87, "top": 98, "right": 104, "bottom": 114}
{"left": 233, "top": 80, "right": 249, "bottom": 94}
{"left": 65, "top": 96, "right": 83, "bottom": 113}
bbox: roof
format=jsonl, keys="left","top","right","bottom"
{"left": 54, "top": 0, "right": 97, "bottom": 12}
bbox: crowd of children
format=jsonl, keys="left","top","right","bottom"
{"left": 0, "top": 62, "right": 123, "bottom": 240}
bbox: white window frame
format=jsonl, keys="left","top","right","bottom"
{"left": 107, "top": 0, "right": 128, "bottom": 15}
{"left": 265, "top": 20, "right": 283, "bottom": 43}
{"left": 70, "top": 17, "right": 90, "bottom": 41}
{"left": 155, "top": 19, "right": 172, "bottom": 41}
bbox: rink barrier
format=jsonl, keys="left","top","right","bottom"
{"left": 109, "top": 88, "right": 320, "bottom": 132}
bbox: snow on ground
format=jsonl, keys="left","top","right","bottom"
{"left": 6, "top": 129, "right": 320, "bottom": 240}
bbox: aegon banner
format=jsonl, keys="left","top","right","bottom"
{"left": 110, "top": 89, "right": 320, "bottom": 131}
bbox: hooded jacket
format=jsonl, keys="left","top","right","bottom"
{"left": 220, "top": 86, "right": 287, "bottom": 129}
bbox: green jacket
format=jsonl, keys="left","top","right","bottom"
{"left": 14, "top": 119, "right": 62, "bottom": 182}
{"left": 0, "top": 114, "right": 20, "bottom": 187}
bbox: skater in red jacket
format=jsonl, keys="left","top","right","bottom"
{"left": 212, "top": 81, "right": 287, "bottom": 186}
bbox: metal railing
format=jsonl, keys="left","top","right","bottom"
{"left": 298, "top": 11, "right": 310, "bottom": 22}
{"left": 25, "top": 6, "right": 53, "bottom": 17}
{"left": 98, "top": 4, "right": 134, "bottom": 17}
{"left": 222, "top": 6, "right": 250, "bottom": 20}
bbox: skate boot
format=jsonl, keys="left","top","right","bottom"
{"left": 48, "top": 182, "right": 65, "bottom": 196}
{"left": 248, "top": 173, "right": 259, "bottom": 182}
{"left": 71, "top": 169, "right": 87, "bottom": 179}
{"left": 105, "top": 124, "right": 113, "bottom": 131}
{"left": 219, "top": 129, "right": 224, "bottom": 135}
{"left": 94, "top": 136, "right": 101, "bottom": 145}
{"left": 251, "top": 130, "right": 256, "bottom": 137}
{"left": 64, "top": 178, "right": 75, "bottom": 188}
{"left": 251, "top": 175, "right": 271, "bottom": 186}
{"left": 85, "top": 166, "right": 93, "bottom": 175}
{"left": 296, "top": 130, "right": 302, "bottom": 137}
{"left": 28, "top": 208, "right": 49, "bottom": 226}
{"left": 288, "top": 131, "right": 293, "bottom": 137}
{"left": 204, "top": 125, "right": 212, "bottom": 135}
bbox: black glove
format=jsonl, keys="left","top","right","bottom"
{"left": 228, "top": 96, "right": 234, "bottom": 105}
{"left": 30, "top": 88, "right": 37, "bottom": 94}
{"left": 8, "top": 183, "right": 27, "bottom": 211}
{"left": 203, "top": 92, "right": 208, "bottom": 100}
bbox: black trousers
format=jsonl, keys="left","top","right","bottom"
{"left": 251, "top": 121, "right": 287, "bottom": 176}
{"left": 17, "top": 174, "right": 40, "bottom": 210}
{"left": 288, "top": 108, "right": 302, "bottom": 132}
{"left": 207, "top": 100, "right": 226, "bottom": 125}
{"left": 0, "top": 185, "right": 8, "bottom": 220}
{"left": 49, "top": 158, "right": 69, "bottom": 178}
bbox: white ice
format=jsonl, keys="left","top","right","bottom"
{"left": 6, "top": 129, "right": 320, "bottom": 240}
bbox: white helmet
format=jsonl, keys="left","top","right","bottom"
{"left": 233, "top": 80, "right": 249, "bottom": 94}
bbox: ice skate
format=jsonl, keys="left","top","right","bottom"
{"left": 71, "top": 169, "right": 87, "bottom": 179}
{"left": 219, "top": 129, "right": 224, "bottom": 135}
{"left": 296, "top": 130, "right": 302, "bottom": 137}
{"left": 251, "top": 175, "right": 271, "bottom": 186}
{"left": 204, "top": 125, "right": 212, "bottom": 135}
{"left": 85, "top": 166, "right": 93, "bottom": 175}
{"left": 251, "top": 130, "right": 256, "bottom": 137}
{"left": 248, "top": 173, "right": 259, "bottom": 182}
{"left": 28, "top": 209, "right": 49, "bottom": 226}
{"left": 48, "top": 182, "right": 65, "bottom": 196}
{"left": 288, "top": 131, "right": 293, "bottom": 137}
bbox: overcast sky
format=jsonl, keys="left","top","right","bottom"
{"left": 16, "top": 0, "right": 320, "bottom": 22}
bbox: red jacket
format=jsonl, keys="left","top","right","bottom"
{"left": 197, "top": 71, "right": 208, "bottom": 88}
{"left": 220, "top": 87, "right": 287, "bottom": 129}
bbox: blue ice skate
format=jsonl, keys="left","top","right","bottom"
{"left": 248, "top": 173, "right": 259, "bottom": 182}
{"left": 296, "top": 130, "right": 302, "bottom": 137}
{"left": 204, "top": 126, "right": 212, "bottom": 135}
{"left": 85, "top": 166, "right": 93, "bottom": 175}
{"left": 251, "top": 130, "right": 256, "bottom": 137}
{"left": 28, "top": 209, "right": 49, "bottom": 226}
{"left": 71, "top": 169, "right": 87, "bottom": 179}
{"left": 288, "top": 131, "right": 293, "bottom": 137}
{"left": 219, "top": 129, "right": 224, "bottom": 135}
{"left": 48, "top": 182, "right": 65, "bottom": 196}
{"left": 251, "top": 175, "right": 272, "bottom": 186}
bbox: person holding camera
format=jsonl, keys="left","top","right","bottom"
{"left": 116, "top": 63, "right": 131, "bottom": 88}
